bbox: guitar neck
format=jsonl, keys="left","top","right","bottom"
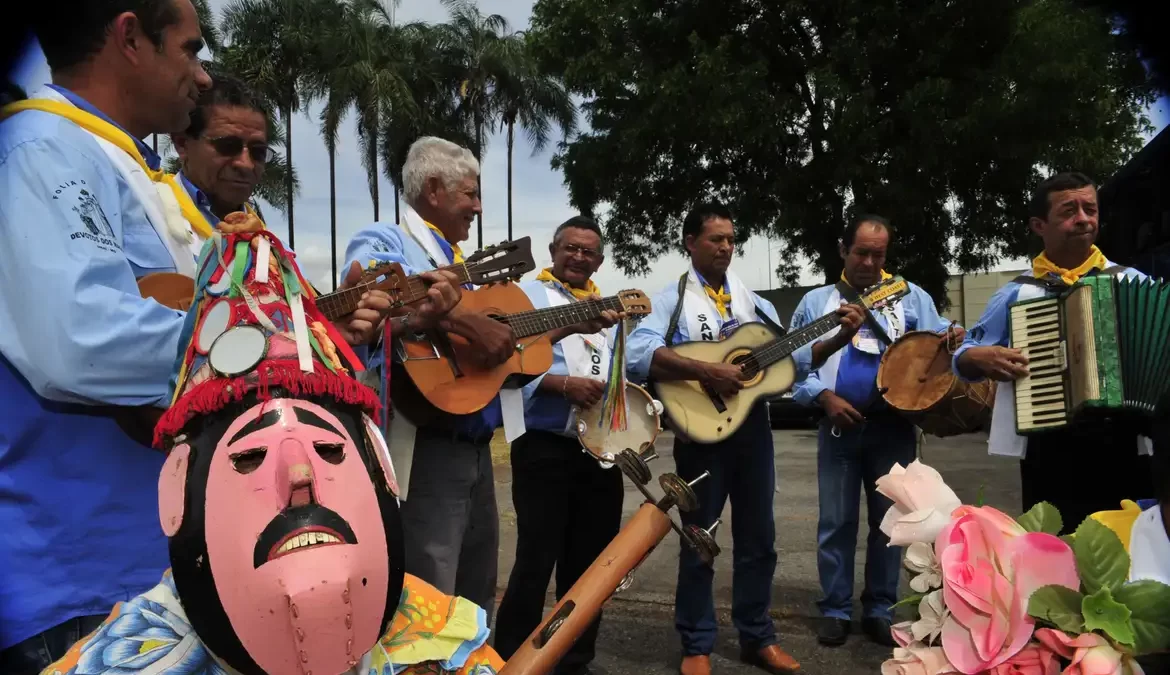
{"left": 750, "top": 311, "right": 842, "bottom": 369}
{"left": 315, "top": 262, "right": 472, "bottom": 321}
{"left": 501, "top": 296, "right": 626, "bottom": 338}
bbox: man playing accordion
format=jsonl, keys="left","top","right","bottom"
{"left": 953, "top": 171, "right": 1156, "bottom": 533}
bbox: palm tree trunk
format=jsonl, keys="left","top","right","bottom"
{"left": 507, "top": 121, "right": 514, "bottom": 241}
{"left": 285, "top": 100, "right": 295, "bottom": 251}
{"left": 329, "top": 145, "right": 338, "bottom": 290}
{"left": 475, "top": 112, "right": 483, "bottom": 249}
{"left": 152, "top": 135, "right": 158, "bottom": 154}
{"left": 394, "top": 184, "right": 400, "bottom": 224}
{"left": 370, "top": 123, "right": 380, "bottom": 221}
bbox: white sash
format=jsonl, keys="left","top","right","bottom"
{"left": 399, "top": 204, "right": 451, "bottom": 266}
{"left": 814, "top": 283, "right": 905, "bottom": 394}
{"left": 34, "top": 88, "right": 197, "bottom": 278}
{"left": 545, "top": 284, "right": 612, "bottom": 381}
{"left": 986, "top": 266, "right": 1152, "bottom": 458}
{"left": 1129, "top": 505, "right": 1170, "bottom": 584}
{"left": 681, "top": 268, "right": 761, "bottom": 343}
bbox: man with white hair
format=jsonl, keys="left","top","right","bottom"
{"left": 346, "top": 136, "right": 558, "bottom": 624}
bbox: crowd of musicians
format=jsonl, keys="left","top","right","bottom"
{"left": 2, "top": 3, "right": 1168, "bottom": 675}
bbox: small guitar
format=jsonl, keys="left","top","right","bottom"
{"left": 654, "top": 276, "right": 910, "bottom": 444}
{"left": 397, "top": 288, "right": 653, "bottom": 418}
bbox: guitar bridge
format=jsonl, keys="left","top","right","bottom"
{"left": 701, "top": 382, "right": 728, "bottom": 413}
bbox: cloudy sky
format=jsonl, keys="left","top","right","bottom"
{"left": 12, "top": 0, "right": 1170, "bottom": 298}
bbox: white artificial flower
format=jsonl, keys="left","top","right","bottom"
{"left": 905, "top": 542, "right": 942, "bottom": 593}
{"left": 911, "top": 591, "right": 948, "bottom": 645}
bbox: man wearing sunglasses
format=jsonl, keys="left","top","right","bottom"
{"left": 171, "top": 74, "right": 272, "bottom": 234}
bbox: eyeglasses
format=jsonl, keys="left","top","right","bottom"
{"left": 206, "top": 135, "right": 276, "bottom": 163}
{"left": 561, "top": 243, "right": 601, "bottom": 260}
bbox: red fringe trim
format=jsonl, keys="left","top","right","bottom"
{"left": 154, "top": 359, "right": 381, "bottom": 448}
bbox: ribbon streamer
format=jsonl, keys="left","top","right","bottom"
{"left": 596, "top": 320, "right": 629, "bottom": 432}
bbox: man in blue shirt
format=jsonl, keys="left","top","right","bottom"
{"left": 0, "top": 2, "right": 211, "bottom": 672}
{"left": 954, "top": 172, "right": 1154, "bottom": 533}
{"left": 627, "top": 203, "right": 800, "bottom": 675}
{"left": 493, "top": 216, "right": 626, "bottom": 674}
{"left": 789, "top": 215, "right": 960, "bottom": 648}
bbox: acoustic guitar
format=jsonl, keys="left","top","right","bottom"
{"left": 396, "top": 288, "right": 653, "bottom": 419}
{"left": 134, "top": 236, "right": 537, "bottom": 320}
{"left": 654, "top": 276, "right": 910, "bottom": 443}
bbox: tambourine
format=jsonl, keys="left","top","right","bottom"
{"left": 573, "top": 382, "right": 663, "bottom": 467}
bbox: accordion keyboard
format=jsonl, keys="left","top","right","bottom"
{"left": 1009, "top": 298, "right": 1069, "bottom": 431}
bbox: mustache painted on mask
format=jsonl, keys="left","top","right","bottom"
{"left": 252, "top": 504, "right": 358, "bottom": 569}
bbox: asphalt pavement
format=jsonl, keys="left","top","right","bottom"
{"left": 487, "top": 423, "right": 1020, "bottom": 675}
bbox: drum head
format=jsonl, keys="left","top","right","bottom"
{"left": 576, "top": 383, "right": 661, "bottom": 461}
{"left": 208, "top": 326, "right": 268, "bottom": 376}
{"left": 207, "top": 268, "right": 233, "bottom": 296}
{"left": 877, "top": 331, "right": 956, "bottom": 413}
{"left": 196, "top": 299, "right": 233, "bottom": 354}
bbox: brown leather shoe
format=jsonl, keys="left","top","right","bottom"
{"left": 680, "top": 654, "right": 711, "bottom": 675}
{"left": 741, "top": 644, "right": 801, "bottom": 674}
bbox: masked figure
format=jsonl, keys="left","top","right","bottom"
{"left": 42, "top": 221, "right": 502, "bottom": 675}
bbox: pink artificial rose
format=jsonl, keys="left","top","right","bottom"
{"left": 935, "top": 506, "right": 1080, "bottom": 674}
{"left": 877, "top": 460, "right": 964, "bottom": 546}
{"left": 882, "top": 644, "right": 957, "bottom": 675}
{"left": 986, "top": 643, "right": 1061, "bottom": 675}
{"left": 1035, "top": 629, "right": 1146, "bottom": 675}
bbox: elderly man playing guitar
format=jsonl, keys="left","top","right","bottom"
{"left": 789, "top": 215, "right": 962, "bottom": 649}
{"left": 627, "top": 203, "right": 799, "bottom": 675}
{"left": 345, "top": 137, "right": 620, "bottom": 624}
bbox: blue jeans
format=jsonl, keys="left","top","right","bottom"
{"left": 674, "top": 404, "right": 777, "bottom": 655}
{"left": 0, "top": 614, "right": 107, "bottom": 675}
{"left": 816, "top": 415, "right": 916, "bottom": 621}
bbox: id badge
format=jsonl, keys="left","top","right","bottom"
{"left": 853, "top": 326, "right": 881, "bottom": 354}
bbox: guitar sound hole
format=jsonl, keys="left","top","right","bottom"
{"left": 732, "top": 354, "right": 760, "bottom": 378}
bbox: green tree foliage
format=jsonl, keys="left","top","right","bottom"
{"left": 529, "top": 0, "right": 1155, "bottom": 297}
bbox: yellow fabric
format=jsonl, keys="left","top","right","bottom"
{"left": 703, "top": 283, "right": 733, "bottom": 320}
{"left": 839, "top": 269, "right": 894, "bottom": 290}
{"left": 425, "top": 220, "right": 465, "bottom": 264}
{"left": 370, "top": 573, "right": 503, "bottom": 672}
{"left": 1089, "top": 499, "right": 1144, "bottom": 552}
{"left": 1032, "top": 245, "right": 1108, "bottom": 286}
{"left": 536, "top": 267, "right": 600, "bottom": 300}
{"left": 0, "top": 99, "right": 216, "bottom": 240}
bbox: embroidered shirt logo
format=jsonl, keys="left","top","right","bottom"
{"left": 53, "top": 180, "right": 120, "bottom": 253}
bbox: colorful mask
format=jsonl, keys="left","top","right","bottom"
{"left": 154, "top": 224, "right": 402, "bottom": 675}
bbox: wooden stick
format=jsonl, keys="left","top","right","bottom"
{"left": 499, "top": 502, "right": 673, "bottom": 675}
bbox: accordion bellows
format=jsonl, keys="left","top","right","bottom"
{"left": 1009, "top": 274, "right": 1170, "bottom": 434}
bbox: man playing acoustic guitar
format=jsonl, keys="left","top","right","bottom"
{"left": 494, "top": 216, "right": 626, "bottom": 674}
{"left": 789, "top": 215, "right": 962, "bottom": 649}
{"left": 627, "top": 203, "right": 800, "bottom": 675}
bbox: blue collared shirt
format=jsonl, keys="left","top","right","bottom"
{"left": 790, "top": 281, "right": 953, "bottom": 408}
{"left": 47, "top": 84, "right": 161, "bottom": 171}
{"left": 952, "top": 267, "right": 1148, "bottom": 382}
{"left": 177, "top": 170, "right": 218, "bottom": 227}
{"left": 0, "top": 87, "right": 179, "bottom": 648}
{"left": 625, "top": 273, "right": 783, "bottom": 383}
{"left": 343, "top": 221, "right": 502, "bottom": 438}
{"left": 516, "top": 280, "right": 618, "bottom": 437}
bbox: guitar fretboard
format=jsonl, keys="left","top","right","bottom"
{"left": 751, "top": 311, "right": 843, "bottom": 368}
{"left": 315, "top": 263, "right": 472, "bottom": 321}
{"left": 499, "top": 296, "right": 627, "bottom": 338}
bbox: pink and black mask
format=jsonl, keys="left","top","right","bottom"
{"left": 160, "top": 392, "right": 404, "bottom": 675}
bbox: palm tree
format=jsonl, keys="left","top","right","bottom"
{"left": 436, "top": 0, "right": 516, "bottom": 248}
{"left": 494, "top": 33, "right": 576, "bottom": 239}
{"left": 220, "top": 0, "right": 334, "bottom": 250}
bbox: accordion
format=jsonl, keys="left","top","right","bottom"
{"left": 1008, "top": 273, "right": 1170, "bottom": 434}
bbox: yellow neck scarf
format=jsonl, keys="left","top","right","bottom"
{"left": 0, "top": 99, "right": 214, "bottom": 240}
{"left": 703, "top": 283, "right": 732, "bottom": 320}
{"left": 1032, "top": 245, "right": 1107, "bottom": 286}
{"left": 424, "top": 220, "right": 464, "bottom": 264}
{"left": 840, "top": 269, "right": 893, "bottom": 291}
{"left": 536, "top": 267, "right": 600, "bottom": 300}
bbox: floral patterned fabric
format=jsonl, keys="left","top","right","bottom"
{"left": 41, "top": 571, "right": 502, "bottom": 675}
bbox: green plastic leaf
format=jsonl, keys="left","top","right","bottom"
{"left": 1073, "top": 518, "right": 1130, "bottom": 594}
{"left": 1082, "top": 587, "right": 1136, "bottom": 646}
{"left": 890, "top": 593, "right": 927, "bottom": 612}
{"left": 975, "top": 485, "right": 986, "bottom": 507}
{"left": 1114, "top": 580, "right": 1170, "bottom": 655}
{"left": 1029, "top": 584, "right": 1086, "bottom": 633}
{"left": 1018, "top": 501, "right": 1063, "bottom": 535}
